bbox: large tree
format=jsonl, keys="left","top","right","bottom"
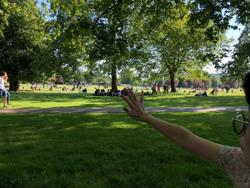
{"left": 46, "top": 0, "right": 87, "bottom": 81}
{"left": 46, "top": 0, "right": 147, "bottom": 90}
{"left": 0, "top": 0, "right": 48, "bottom": 91}
{"left": 147, "top": 5, "right": 216, "bottom": 92}
{"left": 189, "top": 0, "right": 250, "bottom": 38}
{"left": 85, "top": 0, "right": 142, "bottom": 91}
{"left": 188, "top": 0, "right": 250, "bottom": 84}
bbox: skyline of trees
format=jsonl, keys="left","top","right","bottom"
{"left": 0, "top": 0, "right": 249, "bottom": 91}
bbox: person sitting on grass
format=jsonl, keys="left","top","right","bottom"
{"left": 195, "top": 91, "right": 208, "bottom": 97}
{"left": 81, "top": 88, "right": 87, "bottom": 94}
{"left": 121, "top": 72, "right": 250, "bottom": 188}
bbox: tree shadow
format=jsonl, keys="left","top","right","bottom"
{"left": 0, "top": 112, "right": 234, "bottom": 187}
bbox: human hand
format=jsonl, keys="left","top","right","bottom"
{"left": 121, "top": 89, "right": 149, "bottom": 121}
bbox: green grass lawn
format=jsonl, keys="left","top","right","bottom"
{"left": 0, "top": 112, "right": 237, "bottom": 188}
{"left": 7, "top": 89, "right": 246, "bottom": 109}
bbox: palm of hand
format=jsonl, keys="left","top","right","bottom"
{"left": 121, "top": 89, "right": 147, "bottom": 121}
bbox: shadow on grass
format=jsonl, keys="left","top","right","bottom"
{"left": 0, "top": 112, "right": 234, "bottom": 188}
{"left": 12, "top": 92, "right": 119, "bottom": 102}
{"left": 10, "top": 92, "right": 246, "bottom": 110}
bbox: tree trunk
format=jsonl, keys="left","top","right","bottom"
{"left": 9, "top": 75, "right": 20, "bottom": 92}
{"left": 170, "top": 73, "right": 176, "bottom": 92}
{"left": 111, "top": 63, "right": 118, "bottom": 92}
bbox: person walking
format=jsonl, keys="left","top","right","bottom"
{"left": 3, "top": 72, "right": 10, "bottom": 105}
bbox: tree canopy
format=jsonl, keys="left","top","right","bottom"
{"left": 0, "top": 0, "right": 48, "bottom": 91}
{"left": 0, "top": 0, "right": 249, "bottom": 91}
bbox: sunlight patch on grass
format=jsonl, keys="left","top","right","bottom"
{"left": 108, "top": 122, "right": 141, "bottom": 129}
{"left": 9, "top": 140, "right": 40, "bottom": 146}
{"left": 7, "top": 90, "right": 246, "bottom": 109}
{"left": 63, "top": 127, "right": 78, "bottom": 131}
{"left": 82, "top": 121, "right": 103, "bottom": 128}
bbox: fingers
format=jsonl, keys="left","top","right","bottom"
{"left": 122, "top": 89, "right": 145, "bottom": 112}
{"left": 125, "top": 89, "right": 138, "bottom": 103}
{"left": 121, "top": 94, "right": 134, "bottom": 108}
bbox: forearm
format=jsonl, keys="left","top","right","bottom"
{"left": 141, "top": 113, "right": 222, "bottom": 165}
{"left": 142, "top": 114, "right": 193, "bottom": 148}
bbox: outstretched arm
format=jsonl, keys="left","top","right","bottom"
{"left": 122, "top": 89, "right": 223, "bottom": 166}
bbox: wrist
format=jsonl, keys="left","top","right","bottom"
{"left": 141, "top": 112, "right": 153, "bottom": 123}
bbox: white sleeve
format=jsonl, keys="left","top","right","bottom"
{"left": 0, "top": 77, "right": 6, "bottom": 91}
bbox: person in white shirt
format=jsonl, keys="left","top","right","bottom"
{"left": 0, "top": 71, "right": 8, "bottom": 108}
{"left": 3, "top": 72, "right": 10, "bottom": 105}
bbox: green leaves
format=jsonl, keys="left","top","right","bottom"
{"left": 46, "top": 0, "right": 88, "bottom": 79}
{"left": 145, "top": 4, "right": 214, "bottom": 91}
{"left": 226, "top": 24, "right": 250, "bottom": 79}
{"left": 0, "top": 0, "right": 10, "bottom": 38}
{"left": 0, "top": 0, "right": 48, "bottom": 90}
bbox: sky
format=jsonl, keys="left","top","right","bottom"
{"left": 37, "top": 0, "right": 44, "bottom": 8}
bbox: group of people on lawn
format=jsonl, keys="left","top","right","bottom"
{"left": 0, "top": 71, "right": 10, "bottom": 108}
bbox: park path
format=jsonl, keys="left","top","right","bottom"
{"left": 0, "top": 106, "right": 248, "bottom": 114}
